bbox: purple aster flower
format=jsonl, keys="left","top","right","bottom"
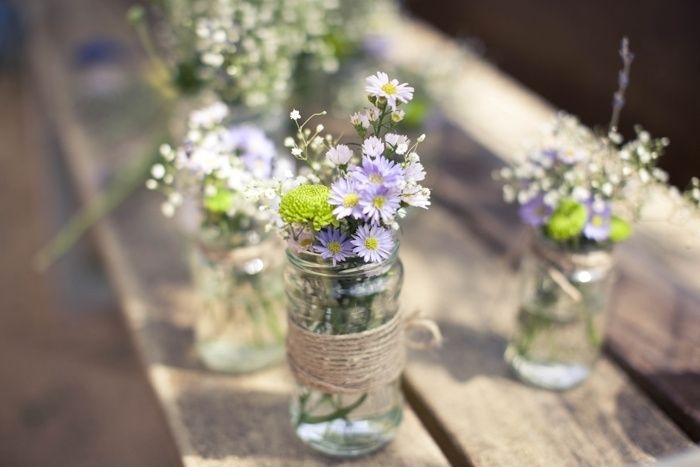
{"left": 351, "top": 155, "right": 404, "bottom": 188}
{"left": 360, "top": 185, "right": 402, "bottom": 224}
{"left": 313, "top": 228, "right": 354, "bottom": 265}
{"left": 403, "top": 160, "right": 426, "bottom": 183}
{"left": 351, "top": 224, "right": 395, "bottom": 263}
{"left": 583, "top": 201, "right": 612, "bottom": 241}
{"left": 240, "top": 152, "right": 273, "bottom": 179}
{"left": 225, "top": 125, "right": 275, "bottom": 179}
{"left": 518, "top": 194, "right": 553, "bottom": 227}
{"left": 328, "top": 177, "right": 364, "bottom": 219}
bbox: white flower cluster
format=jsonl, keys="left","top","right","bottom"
{"left": 163, "top": 0, "right": 344, "bottom": 108}
{"left": 146, "top": 102, "right": 300, "bottom": 229}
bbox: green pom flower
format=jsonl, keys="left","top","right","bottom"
{"left": 610, "top": 216, "right": 632, "bottom": 242}
{"left": 546, "top": 199, "right": 587, "bottom": 241}
{"left": 279, "top": 184, "right": 335, "bottom": 231}
{"left": 204, "top": 190, "right": 234, "bottom": 213}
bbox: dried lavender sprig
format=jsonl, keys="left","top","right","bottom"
{"left": 609, "top": 37, "right": 635, "bottom": 133}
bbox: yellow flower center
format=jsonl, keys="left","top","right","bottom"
{"left": 373, "top": 196, "right": 385, "bottom": 208}
{"left": 343, "top": 193, "right": 359, "bottom": 208}
{"left": 369, "top": 174, "right": 384, "bottom": 184}
{"left": 381, "top": 82, "right": 397, "bottom": 95}
{"left": 364, "top": 237, "right": 379, "bottom": 250}
{"left": 592, "top": 215, "right": 603, "bottom": 226}
{"left": 328, "top": 241, "right": 342, "bottom": 254}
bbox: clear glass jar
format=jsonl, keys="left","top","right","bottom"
{"left": 285, "top": 246, "right": 404, "bottom": 457}
{"left": 505, "top": 238, "right": 615, "bottom": 390}
{"left": 190, "top": 226, "right": 286, "bottom": 373}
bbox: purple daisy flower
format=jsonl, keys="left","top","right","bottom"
{"left": 225, "top": 125, "right": 275, "bottom": 179}
{"left": 583, "top": 201, "right": 612, "bottom": 241}
{"left": 360, "top": 185, "right": 401, "bottom": 224}
{"left": 328, "top": 177, "right": 364, "bottom": 219}
{"left": 518, "top": 194, "right": 553, "bottom": 227}
{"left": 351, "top": 224, "right": 395, "bottom": 263}
{"left": 351, "top": 155, "right": 404, "bottom": 188}
{"left": 313, "top": 228, "right": 354, "bottom": 265}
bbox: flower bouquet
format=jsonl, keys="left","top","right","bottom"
{"left": 497, "top": 39, "right": 700, "bottom": 390}
{"left": 147, "top": 101, "right": 294, "bottom": 373}
{"left": 130, "top": 0, "right": 349, "bottom": 110}
{"left": 271, "top": 72, "right": 430, "bottom": 456}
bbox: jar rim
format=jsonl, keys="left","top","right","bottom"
{"left": 533, "top": 230, "right": 614, "bottom": 255}
{"left": 286, "top": 238, "right": 400, "bottom": 277}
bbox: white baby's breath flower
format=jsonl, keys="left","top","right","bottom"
{"left": 366, "top": 106, "right": 380, "bottom": 122}
{"left": 151, "top": 164, "right": 166, "bottom": 179}
{"left": 291, "top": 147, "right": 303, "bottom": 157}
{"left": 159, "top": 144, "right": 174, "bottom": 159}
{"left": 391, "top": 110, "right": 405, "bottom": 123}
{"left": 350, "top": 112, "right": 370, "bottom": 129}
{"left": 169, "top": 192, "right": 183, "bottom": 206}
{"left": 290, "top": 109, "right": 301, "bottom": 121}
{"left": 145, "top": 179, "right": 158, "bottom": 190}
{"left": 161, "top": 202, "right": 175, "bottom": 218}
{"left": 326, "top": 144, "right": 353, "bottom": 165}
{"left": 362, "top": 136, "right": 385, "bottom": 157}
{"left": 385, "top": 133, "right": 410, "bottom": 155}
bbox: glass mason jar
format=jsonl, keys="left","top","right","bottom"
{"left": 285, "top": 245, "right": 405, "bottom": 457}
{"left": 505, "top": 237, "right": 616, "bottom": 390}
{"left": 190, "top": 225, "right": 286, "bottom": 373}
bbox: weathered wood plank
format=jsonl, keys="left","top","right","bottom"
{"left": 26, "top": 0, "right": 449, "bottom": 465}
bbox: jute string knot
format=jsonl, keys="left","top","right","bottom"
{"left": 287, "top": 309, "right": 442, "bottom": 394}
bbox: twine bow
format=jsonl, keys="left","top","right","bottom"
{"left": 287, "top": 309, "right": 442, "bottom": 393}
{"left": 533, "top": 241, "right": 614, "bottom": 302}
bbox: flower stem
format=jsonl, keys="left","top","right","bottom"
{"left": 296, "top": 393, "right": 368, "bottom": 425}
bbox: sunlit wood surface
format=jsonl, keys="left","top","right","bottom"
{"left": 28, "top": 0, "right": 699, "bottom": 465}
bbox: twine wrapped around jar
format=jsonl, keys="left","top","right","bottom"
{"left": 286, "top": 309, "right": 442, "bottom": 394}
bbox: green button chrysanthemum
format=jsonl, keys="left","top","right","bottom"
{"left": 279, "top": 184, "right": 335, "bottom": 231}
{"left": 204, "top": 190, "right": 234, "bottom": 213}
{"left": 610, "top": 216, "right": 632, "bottom": 242}
{"left": 546, "top": 199, "right": 587, "bottom": 241}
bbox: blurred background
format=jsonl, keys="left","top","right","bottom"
{"left": 1, "top": 0, "right": 698, "bottom": 465}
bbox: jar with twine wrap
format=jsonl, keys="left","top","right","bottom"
{"left": 505, "top": 235, "right": 616, "bottom": 390}
{"left": 190, "top": 225, "right": 286, "bottom": 373}
{"left": 285, "top": 241, "right": 441, "bottom": 457}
